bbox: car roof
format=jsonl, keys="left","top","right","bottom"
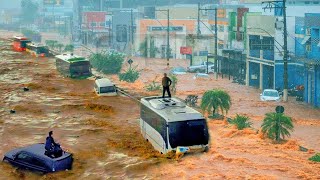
{"left": 263, "top": 89, "right": 278, "bottom": 92}
{"left": 19, "top": 144, "right": 71, "bottom": 161}
{"left": 95, "top": 78, "right": 114, "bottom": 87}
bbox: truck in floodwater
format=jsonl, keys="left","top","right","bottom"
{"left": 55, "top": 54, "right": 91, "bottom": 78}
{"left": 140, "top": 97, "right": 210, "bottom": 154}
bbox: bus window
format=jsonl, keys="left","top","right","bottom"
{"left": 168, "top": 119, "right": 209, "bottom": 148}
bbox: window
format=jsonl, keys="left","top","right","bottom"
{"left": 305, "top": 1, "right": 310, "bottom": 4}
{"left": 100, "top": 86, "right": 116, "bottom": 93}
{"left": 218, "top": 44, "right": 224, "bottom": 49}
{"left": 168, "top": 119, "right": 209, "bottom": 148}
{"left": 140, "top": 104, "right": 167, "bottom": 147}
{"left": 314, "top": 1, "right": 319, "bottom": 4}
{"left": 306, "top": 28, "right": 311, "bottom": 35}
{"left": 16, "top": 153, "right": 33, "bottom": 164}
{"left": 90, "top": 22, "right": 96, "bottom": 27}
{"left": 116, "top": 25, "right": 127, "bottom": 42}
{"left": 219, "top": 25, "right": 224, "bottom": 32}
{"left": 100, "top": 22, "right": 105, "bottom": 27}
{"left": 31, "top": 157, "right": 46, "bottom": 167}
{"left": 211, "top": 25, "right": 216, "bottom": 32}
{"left": 306, "top": 44, "right": 311, "bottom": 52}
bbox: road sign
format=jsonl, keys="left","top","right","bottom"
{"left": 199, "top": 51, "right": 208, "bottom": 56}
{"left": 180, "top": 47, "right": 192, "bottom": 55}
{"left": 127, "top": 59, "right": 133, "bottom": 65}
{"left": 275, "top": 106, "right": 285, "bottom": 113}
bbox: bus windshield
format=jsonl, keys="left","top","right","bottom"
{"left": 168, "top": 119, "right": 209, "bottom": 148}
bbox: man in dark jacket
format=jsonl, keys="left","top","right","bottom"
{"left": 162, "top": 73, "right": 172, "bottom": 98}
{"left": 45, "top": 131, "right": 57, "bottom": 157}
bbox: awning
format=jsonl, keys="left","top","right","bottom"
{"left": 301, "top": 36, "right": 311, "bottom": 45}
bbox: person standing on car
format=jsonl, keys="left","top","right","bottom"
{"left": 162, "top": 73, "right": 172, "bottom": 98}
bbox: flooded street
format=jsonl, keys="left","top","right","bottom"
{"left": 0, "top": 37, "right": 320, "bottom": 179}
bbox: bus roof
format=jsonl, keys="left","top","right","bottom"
{"left": 95, "top": 78, "right": 114, "bottom": 87}
{"left": 55, "top": 54, "right": 88, "bottom": 63}
{"left": 141, "top": 96, "right": 204, "bottom": 122}
{"left": 13, "top": 36, "right": 29, "bottom": 40}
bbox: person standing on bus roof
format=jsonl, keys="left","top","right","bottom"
{"left": 162, "top": 73, "right": 172, "bottom": 98}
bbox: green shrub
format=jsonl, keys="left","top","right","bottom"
{"left": 309, "top": 153, "right": 320, "bottom": 162}
{"left": 89, "top": 51, "right": 125, "bottom": 74}
{"left": 119, "top": 67, "right": 140, "bottom": 83}
{"left": 261, "top": 112, "right": 294, "bottom": 142}
{"left": 145, "top": 81, "right": 161, "bottom": 91}
{"left": 169, "top": 74, "right": 178, "bottom": 94}
{"left": 230, "top": 114, "right": 252, "bottom": 130}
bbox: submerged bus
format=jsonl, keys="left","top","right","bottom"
{"left": 55, "top": 54, "right": 91, "bottom": 78}
{"left": 140, "top": 97, "right": 209, "bottom": 154}
{"left": 26, "top": 43, "right": 49, "bottom": 57}
{"left": 12, "top": 36, "right": 31, "bottom": 52}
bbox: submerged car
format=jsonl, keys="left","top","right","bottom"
{"left": 170, "top": 67, "right": 187, "bottom": 75}
{"left": 260, "top": 89, "right": 281, "bottom": 102}
{"left": 3, "top": 143, "right": 73, "bottom": 173}
{"left": 193, "top": 73, "right": 210, "bottom": 79}
{"left": 94, "top": 78, "right": 117, "bottom": 96}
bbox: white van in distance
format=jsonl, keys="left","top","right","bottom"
{"left": 94, "top": 78, "right": 117, "bottom": 96}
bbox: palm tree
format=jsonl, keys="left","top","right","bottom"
{"left": 261, "top": 112, "right": 294, "bottom": 142}
{"left": 200, "top": 89, "right": 231, "bottom": 118}
{"left": 64, "top": 44, "right": 74, "bottom": 52}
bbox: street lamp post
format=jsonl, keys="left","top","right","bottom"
{"left": 198, "top": 4, "right": 218, "bottom": 78}
{"left": 262, "top": 0, "right": 289, "bottom": 102}
{"left": 155, "top": 9, "right": 170, "bottom": 68}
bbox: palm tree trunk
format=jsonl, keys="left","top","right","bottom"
{"left": 276, "top": 114, "right": 280, "bottom": 142}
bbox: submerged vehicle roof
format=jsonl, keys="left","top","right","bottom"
{"left": 95, "top": 78, "right": 114, "bottom": 87}
{"left": 5, "top": 144, "right": 71, "bottom": 162}
{"left": 26, "top": 42, "right": 47, "bottom": 48}
{"left": 13, "top": 36, "right": 29, "bottom": 40}
{"left": 55, "top": 54, "right": 88, "bottom": 63}
{"left": 141, "top": 96, "right": 204, "bottom": 122}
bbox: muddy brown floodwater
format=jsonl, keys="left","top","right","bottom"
{"left": 1, "top": 35, "right": 320, "bottom": 180}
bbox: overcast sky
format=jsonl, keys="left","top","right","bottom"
{"left": 0, "top": 0, "right": 21, "bottom": 9}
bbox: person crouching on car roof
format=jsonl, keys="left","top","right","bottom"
{"left": 45, "top": 131, "right": 62, "bottom": 157}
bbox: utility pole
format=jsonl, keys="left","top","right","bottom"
{"left": 214, "top": 7, "right": 218, "bottom": 79}
{"left": 197, "top": 3, "right": 201, "bottom": 36}
{"left": 262, "top": 0, "right": 288, "bottom": 101}
{"left": 131, "top": 9, "right": 134, "bottom": 56}
{"left": 120, "top": 9, "right": 135, "bottom": 56}
{"left": 155, "top": 9, "right": 170, "bottom": 68}
{"left": 167, "top": 10, "right": 170, "bottom": 68}
{"left": 198, "top": 5, "right": 218, "bottom": 79}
